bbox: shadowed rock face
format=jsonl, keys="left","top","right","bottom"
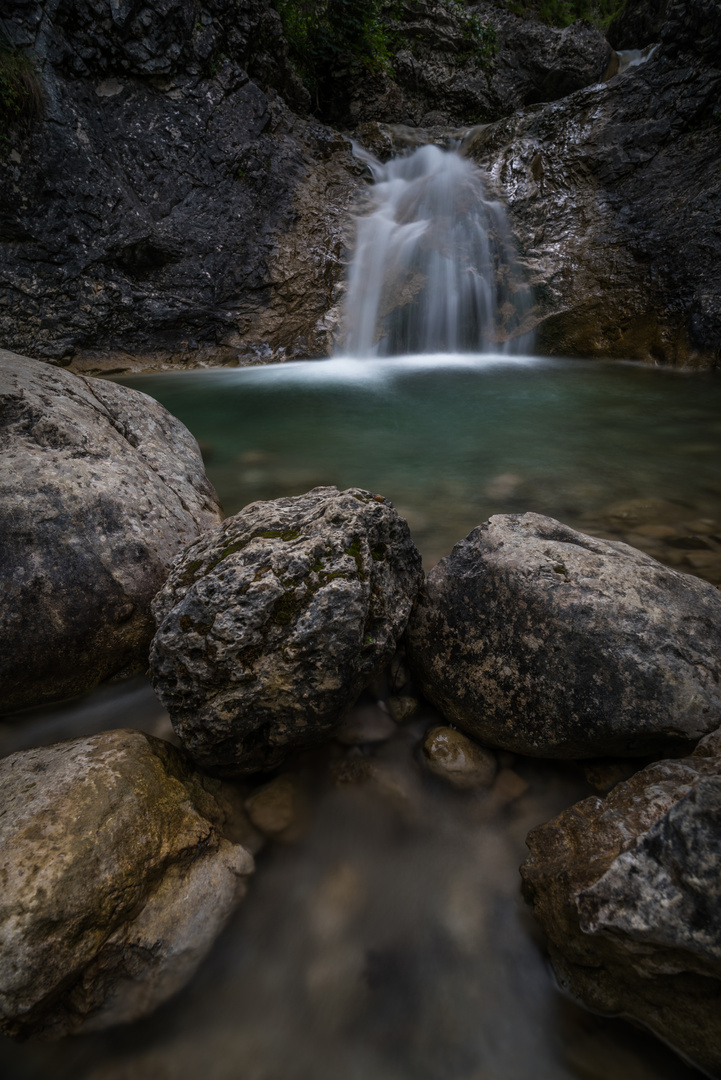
{"left": 468, "top": 0, "right": 721, "bottom": 367}
{"left": 335, "top": 0, "right": 611, "bottom": 128}
{"left": 150, "top": 487, "right": 424, "bottom": 776}
{"left": 0, "top": 351, "right": 222, "bottom": 713}
{"left": 407, "top": 513, "right": 721, "bottom": 759}
{"left": 0, "top": 0, "right": 361, "bottom": 368}
{"left": 0, "top": 729, "right": 254, "bottom": 1040}
{"left": 521, "top": 728, "right": 721, "bottom": 1078}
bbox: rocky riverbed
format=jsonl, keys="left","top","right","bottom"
{"left": 1, "top": 353, "right": 720, "bottom": 1077}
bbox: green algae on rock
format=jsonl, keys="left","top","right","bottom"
{"left": 150, "top": 487, "right": 423, "bottom": 776}
{"left": 0, "top": 729, "right": 254, "bottom": 1040}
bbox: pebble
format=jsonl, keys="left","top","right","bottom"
{"left": 386, "top": 694, "right": 420, "bottom": 723}
{"left": 244, "top": 774, "right": 308, "bottom": 841}
{"left": 422, "top": 726, "right": 497, "bottom": 790}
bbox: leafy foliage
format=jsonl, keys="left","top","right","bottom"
{"left": 274, "top": 0, "right": 497, "bottom": 112}
{"left": 0, "top": 47, "right": 43, "bottom": 127}
{"left": 502, "top": 0, "right": 626, "bottom": 29}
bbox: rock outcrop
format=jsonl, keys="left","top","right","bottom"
{"left": 0, "top": 351, "right": 222, "bottom": 713}
{"left": 408, "top": 513, "right": 721, "bottom": 759}
{"left": 150, "top": 487, "right": 424, "bottom": 776}
{"left": 339, "top": 0, "right": 611, "bottom": 128}
{"left": 468, "top": 0, "right": 721, "bottom": 366}
{"left": 0, "top": 0, "right": 361, "bottom": 369}
{"left": 0, "top": 729, "right": 254, "bottom": 1040}
{"left": 521, "top": 727, "right": 721, "bottom": 1078}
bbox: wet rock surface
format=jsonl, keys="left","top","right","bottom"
{"left": 0, "top": 351, "right": 221, "bottom": 714}
{"left": 0, "top": 1, "right": 360, "bottom": 367}
{"left": 469, "top": 0, "right": 721, "bottom": 366}
{"left": 422, "top": 726, "right": 497, "bottom": 790}
{"left": 0, "top": 729, "right": 254, "bottom": 1040}
{"left": 522, "top": 728, "right": 721, "bottom": 1078}
{"left": 150, "top": 487, "right": 424, "bottom": 776}
{"left": 408, "top": 513, "right": 721, "bottom": 759}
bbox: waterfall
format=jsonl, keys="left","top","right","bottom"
{"left": 342, "top": 143, "right": 533, "bottom": 358}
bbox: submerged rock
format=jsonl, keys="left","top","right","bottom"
{"left": 0, "top": 352, "right": 222, "bottom": 714}
{"left": 521, "top": 729, "right": 721, "bottom": 1077}
{"left": 0, "top": 729, "right": 254, "bottom": 1040}
{"left": 422, "top": 727, "right": 497, "bottom": 791}
{"left": 408, "top": 513, "right": 721, "bottom": 759}
{"left": 150, "top": 487, "right": 423, "bottom": 775}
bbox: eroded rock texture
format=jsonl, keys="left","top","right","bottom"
{"left": 337, "top": 0, "right": 610, "bottom": 128}
{"left": 470, "top": 0, "right": 721, "bottom": 366}
{"left": 0, "top": 0, "right": 361, "bottom": 369}
{"left": 150, "top": 487, "right": 424, "bottom": 775}
{"left": 0, "top": 351, "right": 221, "bottom": 713}
{"left": 407, "top": 513, "right": 721, "bottom": 759}
{"left": 0, "top": 729, "right": 254, "bottom": 1040}
{"left": 521, "top": 728, "right": 721, "bottom": 1078}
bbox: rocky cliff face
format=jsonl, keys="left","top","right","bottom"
{"left": 468, "top": 0, "right": 721, "bottom": 366}
{"left": 0, "top": 0, "right": 361, "bottom": 369}
{"left": 1, "top": 0, "right": 719, "bottom": 368}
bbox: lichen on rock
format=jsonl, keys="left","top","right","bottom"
{"left": 150, "top": 486, "right": 424, "bottom": 775}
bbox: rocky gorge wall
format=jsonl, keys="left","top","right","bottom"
{"left": 0, "top": 0, "right": 719, "bottom": 369}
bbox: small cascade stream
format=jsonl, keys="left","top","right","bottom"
{"left": 343, "top": 143, "right": 533, "bottom": 357}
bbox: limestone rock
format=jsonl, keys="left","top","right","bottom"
{"left": 245, "top": 774, "right": 308, "bottom": 841}
{"left": 469, "top": 0, "right": 721, "bottom": 365}
{"left": 0, "top": 352, "right": 222, "bottom": 714}
{"left": 0, "top": 729, "right": 254, "bottom": 1040}
{"left": 422, "top": 726, "right": 497, "bottom": 790}
{"left": 521, "top": 729, "right": 721, "bottom": 1077}
{"left": 408, "top": 513, "right": 721, "bottom": 759}
{"left": 150, "top": 487, "right": 424, "bottom": 775}
{"left": 0, "top": 2, "right": 359, "bottom": 367}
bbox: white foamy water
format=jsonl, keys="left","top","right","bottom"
{"left": 342, "top": 144, "right": 534, "bottom": 358}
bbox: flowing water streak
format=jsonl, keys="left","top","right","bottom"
{"left": 343, "top": 143, "right": 533, "bottom": 357}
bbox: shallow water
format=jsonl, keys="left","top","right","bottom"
{"left": 2, "top": 354, "right": 717, "bottom": 1080}
{"left": 120, "top": 355, "right": 721, "bottom": 580}
{"left": 0, "top": 682, "right": 706, "bottom": 1080}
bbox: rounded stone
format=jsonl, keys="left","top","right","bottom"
{"left": 0, "top": 352, "right": 222, "bottom": 714}
{"left": 408, "top": 513, "right": 721, "bottom": 759}
{"left": 150, "top": 487, "right": 424, "bottom": 776}
{"left": 422, "top": 726, "right": 497, "bottom": 790}
{"left": 0, "top": 730, "right": 254, "bottom": 1040}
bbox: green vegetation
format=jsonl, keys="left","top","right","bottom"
{"left": 274, "top": 0, "right": 497, "bottom": 111}
{"left": 0, "top": 46, "right": 43, "bottom": 129}
{"left": 502, "top": 0, "right": 626, "bottom": 29}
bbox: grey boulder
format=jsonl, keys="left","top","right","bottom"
{"left": 0, "top": 352, "right": 222, "bottom": 713}
{"left": 150, "top": 487, "right": 423, "bottom": 775}
{"left": 408, "top": 513, "right": 721, "bottom": 759}
{"left": 0, "top": 729, "right": 254, "bottom": 1040}
{"left": 521, "top": 728, "right": 721, "bottom": 1077}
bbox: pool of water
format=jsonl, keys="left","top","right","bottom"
{"left": 118, "top": 355, "right": 721, "bottom": 581}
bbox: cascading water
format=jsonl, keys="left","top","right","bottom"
{"left": 342, "top": 143, "right": 534, "bottom": 357}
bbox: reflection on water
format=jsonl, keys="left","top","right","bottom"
{"left": 1, "top": 355, "right": 716, "bottom": 1079}
{"left": 0, "top": 683, "right": 705, "bottom": 1080}
{"left": 119, "top": 356, "right": 721, "bottom": 581}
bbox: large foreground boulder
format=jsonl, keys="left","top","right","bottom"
{"left": 0, "top": 729, "right": 254, "bottom": 1040}
{"left": 150, "top": 487, "right": 423, "bottom": 775}
{"left": 408, "top": 513, "right": 721, "bottom": 759}
{"left": 0, "top": 352, "right": 222, "bottom": 713}
{"left": 521, "top": 729, "right": 721, "bottom": 1077}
